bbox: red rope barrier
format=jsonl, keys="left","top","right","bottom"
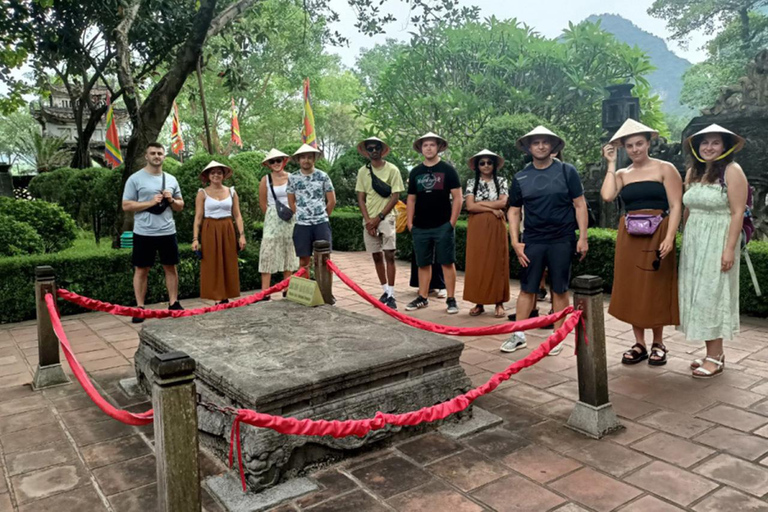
{"left": 227, "top": 310, "right": 582, "bottom": 490}
{"left": 56, "top": 268, "right": 307, "bottom": 318}
{"left": 45, "top": 293, "right": 154, "bottom": 426}
{"left": 327, "top": 260, "right": 571, "bottom": 335}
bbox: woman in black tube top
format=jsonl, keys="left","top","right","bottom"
{"left": 600, "top": 119, "right": 683, "bottom": 367}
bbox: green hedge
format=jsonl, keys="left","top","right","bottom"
{"left": 0, "top": 214, "right": 45, "bottom": 257}
{"left": 267, "top": 211, "right": 768, "bottom": 317}
{"left": 0, "top": 244, "right": 262, "bottom": 324}
{"left": 0, "top": 197, "right": 77, "bottom": 253}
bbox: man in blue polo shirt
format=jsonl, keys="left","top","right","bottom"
{"left": 501, "top": 126, "right": 589, "bottom": 355}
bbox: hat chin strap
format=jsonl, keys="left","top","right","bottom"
{"left": 689, "top": 140, "right": 737, "bottom": 163}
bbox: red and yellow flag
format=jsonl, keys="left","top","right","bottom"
{"left": 301, "top": 78, "right": 317, "bottom": 148}
{"left": 231, "top": 97, "right": 242, "bottom": 148}
{"left": 171, "top": 101, "right": 184, "bottom": 155}
{"left": 104, "top": 92, "right": 123, "bottom": 168}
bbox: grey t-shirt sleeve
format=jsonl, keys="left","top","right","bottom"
{"left": 168, "top": 175, "right": 182, "bottom": 198}
{"left": 122, "top": 175, "right": 138, "bottom": 201}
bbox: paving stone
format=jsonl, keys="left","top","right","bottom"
{"left": 426, "top": 449, "right": 509, "bottom": 492}
{"left": 510, "top": 368, "right": 571, "bottom": 389}
{"left": 697, "top": 404, "right": 768, "bottom": 432}
{"left": 552, "top": 504, "right": 591, "bottom": 512}
{"left": 701, "top": 384, "right": 764, "bottom": 408}
{"left": 604, "top": 420, "right": 655, "bottom": 446}
{"left": 618, "top": 495, "right": 685, "bottom": 511}
{"left": 395, "top": 433, "right": 463, "bottom": 464}
{"left": 6, "top": 444, "right": 78, "bottom": 476}
{"left": 549, "top": 467, "right": 641, "bottom": 512}
{"left": 471, "top": 473, "right": 566, "bottom": 512}
{"left": 639, "top": 410, "right": 714, "bottom": 438}
{"left": 495, "top": 383, "right": 559, "bottom": 408}
{"left": 694, "top": 426, "right": 768, "bottom": 461}
{"left": 0, "top": 493, "right": 11, "bottom": 511}
{"left": 608, "top": 394, "right": 659, "bottom": 421}
{"left": 51, "top": 392, "right": 100, "bottom": 413}
{"left": 0, "top": 421, "right": 67, "bottom": 454}
{"left": 0, "top": 407, "right": 57, "bottom": 435}
{"left": 692, "top": 487, "right": 768, "bottom": 512}
{"left": 501, "top": 444, "right": 581, "bottom": 483}
{"left": 631, "top": 432, "right": 715, "bottom": 468}
{"left": 566, "top": 439, "right": 651, "bottom": 477}
{"left": 0, "top": 384, "right": 37, "bottom": 404}
{"left": 296, "top": 470, "right": 358, "bottom": 509}
{"left": 463, "top": 428, "right": 530, "bottom": 459}
{"left": 0, "top": 394, "right": 47, "bottom": 417}
{"left": 304, "top": 489, "right": 388, "bottom": 511}
{"left": 533, "top": 397, "right": 576, "bottom": 421}
{"left": 387, "top": 480, "right": 484, "bottom": 512}
{"left": 624, "top": 461, "right": 718, "bottom": 507}
{"left": 17, "top": 485, "right": 107, "bottom": 512}
{"left": 517, "top": 419, "right": 597, "bottom": 454}
{"left": 694, "top": 453, "right": 768, "bottom": 497}
{"left": 92, "top": 453, "right": 156, "bottom": 496}
{"left": 11, "top": 462, "right": 90, "bottom": 504}
{"left": 350, "top": 456, "right": 431, "bottom": 499}
{"left": 492, "top": 403, "right": 548, "bottom": 431}
{"left": 107, "top": 483, "right": 157, "bottom": 512}
{"left": 68, "top": 417, "right": 137, "bottom": 446}
{"left": 80, "top": 435, "right": 152, "bottom": 469}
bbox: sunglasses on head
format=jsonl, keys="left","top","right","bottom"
{"left": 636, "top": 249, "right": 662, "bottom": 272}
{"left": 268, "top": 158, "right": 284, "bottom": 165}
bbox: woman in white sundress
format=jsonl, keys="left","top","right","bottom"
{"left": 258, "top": 149, "right": 299, "bottom": 296}
{"left": 679, "top": 124, "right": 748, "bottom": 379}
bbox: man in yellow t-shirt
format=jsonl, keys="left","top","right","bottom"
{"left": 355, "top": 137, "right": 405, "bottom": 310}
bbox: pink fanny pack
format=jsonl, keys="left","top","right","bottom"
{"left": 625, "top": 213, "right": 666, "bottom": 236}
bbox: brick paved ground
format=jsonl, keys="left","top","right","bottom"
{"left": 2, "top": 251, "right": 768, "bottom": 511}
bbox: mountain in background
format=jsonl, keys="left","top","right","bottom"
{"left": 585, "top": 14, "right": 693, "bottom": 116}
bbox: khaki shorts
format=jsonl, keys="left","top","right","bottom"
{"left": 363, "top": 213, "right": 397, "bottom": 253}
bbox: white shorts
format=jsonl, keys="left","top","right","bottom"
{"left": 363, "top": 213, "right": 397, "bottom": 253}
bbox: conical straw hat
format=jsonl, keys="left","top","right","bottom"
{"left": 357, "top": 136, "right": 391, "bottom": 158}
{"left": 468, "top": 149, "right": 505, "bottom": 172}
{"left": 608, "top": 118, "right": 659, "bottom": 146}
{"left": 516, "top": 126, "right": 565, "bottom": 154}
{"left": 199, "top": 160, "right": 233, "bottom": 183}
{"left": 684, "top": 124, "right": 745, "bottom": 155}
{"left": 413, "top": 132, "right": 448, "bottom": 153}
{"left": 261, "top": 148, "right": 290, "bottom": 165}
{"left": 292, "top": 143, "right": 324, "bottom": 162}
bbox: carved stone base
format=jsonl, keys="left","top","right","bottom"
{"left": 32, "top": 363, "right": 70, "bottom": 390}
{"left": 135, "top": 300, "right": 472, "bottom": 493}
{"left": 567, "top": 401, "right": 623, "bottom": 439}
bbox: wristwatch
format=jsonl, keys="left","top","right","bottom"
{"left": 378, "top": 213, "right": 385, "bottom": 221}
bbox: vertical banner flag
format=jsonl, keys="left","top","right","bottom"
{"left": 104, "top": 92, "right": 123, "bottom": 168}
{"left": 231, "top": 97, "right": 242, "bottom": 147}
{"left": 171, "top": 101, "right": 184, "bottom": 156}
{"left": 301, "top": 78, "right": 317, "bottom": 148}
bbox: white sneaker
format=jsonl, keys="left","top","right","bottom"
{"left": 500, "top": 333, "right": 527, "bottom": 353}
{"left": 548, "top": 342, "right": 564, "bottom": 356}
{"left": 436, "top": 289, "right": 447, "bottom": 299}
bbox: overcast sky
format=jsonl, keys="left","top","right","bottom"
{"left": 327, "top": 0, "right": 709, "bottom": 68}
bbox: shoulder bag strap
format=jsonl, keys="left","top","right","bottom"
{"left": 268, "top": 174, "right": 280, "bottom": 203}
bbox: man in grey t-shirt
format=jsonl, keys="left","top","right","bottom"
{"left": 121, "top": 142, "right": 185, "bottom": 322}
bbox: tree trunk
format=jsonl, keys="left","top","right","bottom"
{"left": 71, "top": 106, "right": 107, "bottom": 168}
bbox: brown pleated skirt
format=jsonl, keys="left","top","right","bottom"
{"left": 200, "top": 217, "right": 240, "bottom": 301}
{"left": 463, "top": 212, "right": 510, "bottom": 305}
{"left": 608, "top": 210, "right": 679, "bottom": 328}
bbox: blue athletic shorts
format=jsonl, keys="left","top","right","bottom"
{"left": 292, "top": 222, "right": 332, "bottom": 258}
{"left": 519, "top": 239, "right": 575, "bottom": 294}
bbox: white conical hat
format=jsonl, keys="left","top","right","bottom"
{"left": 608, "top": 118, "right": 659, "bottom": 146}
{"left": 261, "top": 148, "right": 290, "bottom": 165}
{"left": 357, "top": 136, "right": 391, "bottom": 158}
{"left": 413, "top": 132, "right": 448, "bottom": 153}
{"left": 516, "top": 126, "right": 565, "bottom": 154}
{"left": 468, "top": 149, "right": 505, "bottom": 172}
{"left": 199, "top": 160, "right": 233, "bottom": 183}
{"left": 292, "top": 143, "right": 324, "bottom": 162}
{"left": 684, "top": 124, "right": 745, "bottom": 155}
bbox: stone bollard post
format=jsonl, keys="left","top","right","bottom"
{"left": 312, "top": 240, "right": 334, "bottom": 305}
{"left": 567, "top": 275, "right": 622, "bottom": 438}
{"left": 150, "top": 351, "right": 201, "bottom": 512}
{"left": 33, "top": 266, "right": 70, "bottom": 389}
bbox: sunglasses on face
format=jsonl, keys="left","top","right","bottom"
{"left": 366, "top": 145, "right": 382, "bottom": 152}
{"left": 478, "top": 160, "right": 494, "bottom": 167}
{"left": 268, "top": 158, "right": 284, "bottom": 165}
{"left": 636, "top": 249, "right": 662, "bottom": 272}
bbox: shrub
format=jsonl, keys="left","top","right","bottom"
{"left": 168, "top": 154, "right": 259, "bottom": 243}
{"left": 0, "top": 214, "right": 45, "bottom": 257}
{"left": 0, "top": 242, "right": 262, "bottom": 324}
{"left": 0, "top": 197, "right": 77, "bottom": 252}
{"left": 327, "top": 147, "right": 410, "bottom": 207}
{"left": 28, "top": 167, "right": 76, "bottom": 206}
{"left": 231, "top": 151, "right": 267, "bottom": 177}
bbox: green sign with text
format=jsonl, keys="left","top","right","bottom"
{"left": 286, "top": 277, "right": 325, "bottom": 306}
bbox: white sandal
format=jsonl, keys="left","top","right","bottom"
{"left": 690, "top": 354, "right": 725, "bottom": 370}
{"left": 692, "top": 354, "right": 725, "bottom": 379}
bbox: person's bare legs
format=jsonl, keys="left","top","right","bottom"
{"left": 299, "top": 256, "right": 311, "bottom": 273}
{"left": 133, "top": 267, "right": 150, "bottom": 307}
{"left": 384, "top": 250, "right": 396, "bottom": 286}
{"left": 551, "top": 291, "right": 569, "bottom": 329}
{"left": 418, "top": 266, "right": 432, "bottom": 298}
{"left": 372, "top": 252, "right": 386, "bottom": 285}
{"left": 162, "top": 264, "right": 178, "bottom": 304}
{"left": 442, "top": 264, "right": 456, "bottom": 298}
{"left": 514, "top": 291, "right": 537, "bottom": 322}
{"left": 632, "top": 326, "right": 646, "bottom": 348}
{"left": 261, "top": 273, "right": 272, "bottom": 292}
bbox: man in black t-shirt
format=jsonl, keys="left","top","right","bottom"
{"left": 405, "top": 132, "right": 463, "bottom": 314}
{"left": 501, "top": 126, "right": 589, "bottom": 356}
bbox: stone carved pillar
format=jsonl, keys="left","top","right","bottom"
{"left": 33, "top": 266, "right": 70, "bottom": 389}
{"left": 313, "top": 240, "right": 334, "bottom": 305}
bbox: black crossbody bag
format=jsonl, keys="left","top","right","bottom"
{"left": 144, "top": 172, "right": 170, "bottom": 214}
{"left": 368, "top": 163, "right": 392, "bottom": 198}
{"left": 268, "top": 175, "right": 294, "bottom": 221}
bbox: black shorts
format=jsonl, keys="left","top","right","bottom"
{"left": 412, "top": 222, "right": 456, "bottom": 268}
{"left": 519, "top": 239, "right": 574, "bottom": 294}
{"left": 132, "top": 233, "right": 180, "bottom": 268}
{"left": 292, "top": 222, "right": 332, "bottom": 258}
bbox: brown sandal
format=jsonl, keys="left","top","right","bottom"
{"left": 494, "top": 304, "right": 505, "bottom": 318}
{"left": 622, "top": 343, "right": 648, "bottom": 365}
{"left": 469, "top": 305, "right": 485, "bottom": 317}
{"left": 648, "top": 343, "right": 667, "bottom": 366}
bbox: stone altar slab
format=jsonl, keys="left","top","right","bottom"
{"left": 134, "top": 300, "right": 472, "bottom": 492}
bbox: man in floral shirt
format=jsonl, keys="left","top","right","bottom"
{"left": 287, "top": 144, "right": 336, "bottom": 269}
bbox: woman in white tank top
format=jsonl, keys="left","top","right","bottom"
{"left": 192, "top": 161, "right": 245, "bottom": 304}
{"left": 258, "top": 149, "right": 299, "bottom": 294}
